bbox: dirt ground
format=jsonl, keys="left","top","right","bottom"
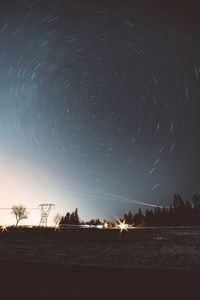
{"left": 0, "top": 227, "right": 200, "bottom": 270}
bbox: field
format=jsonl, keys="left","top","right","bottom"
{"left": 0, "top": 227, "right": 200, "bottom": 298}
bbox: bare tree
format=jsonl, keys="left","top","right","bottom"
{"left": 11, "top": 205, "right": 28, "bottom": 227}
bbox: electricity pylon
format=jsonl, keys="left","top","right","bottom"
{"left": 39, "top": 204, "right": 55, "bottom": 227}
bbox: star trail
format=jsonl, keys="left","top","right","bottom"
{"left": 0, "top": 0, "right": 200, "bottom": 222}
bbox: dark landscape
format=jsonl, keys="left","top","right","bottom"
{"left": 0, "top": 227, "right": 200, "bottom": 298}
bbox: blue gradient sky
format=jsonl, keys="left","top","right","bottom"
{"left": 0, "top": 0, "right": 200, "bottom": 224}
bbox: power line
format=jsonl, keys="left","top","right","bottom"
{"left": 0, "top": 207, "right": 39, "bottom": 210}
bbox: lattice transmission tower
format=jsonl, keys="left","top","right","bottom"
{"left": 39, "top": 204, "right": 55, "bottom": 227}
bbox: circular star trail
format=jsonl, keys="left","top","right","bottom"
{"left": 0, "top": 0, "right": 200, "bottom": 219}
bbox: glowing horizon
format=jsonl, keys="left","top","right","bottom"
{"left": 0, "top": 155, "right": 74, "bottom": 226}
{"left": 0, "top": 153, "right": 166, "bottom": 226}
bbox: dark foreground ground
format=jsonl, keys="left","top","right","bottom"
{"left": 1, "top": 260, "right": 200, "bottom": 299}
{"left": 0, "top": 227, "right": 200, "bottom": 298}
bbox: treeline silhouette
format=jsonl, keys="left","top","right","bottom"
{"left": 60, "top": 209, "right": 112, "bottom": 226}
{"left": 60, "top": 208, "right": 80, "bottom": 225}
{"left": 123, "top": 194, "right": 200, "bottom": 227}
{"left": 60, "top": 209, "right": 109, "bottom": 226}
{"left": 60, "top": 194, "right": 200, "bottom": 227}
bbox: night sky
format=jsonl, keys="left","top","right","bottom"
{"left": 0, "top": 0, "right": 200, "bottom": 223}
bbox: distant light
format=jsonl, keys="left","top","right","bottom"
{"left": 96, "top": 225, "right": 103, "bottom": 229}
{"left": 104, "top": 222, "right": 108, "bottom": 229}
{"left": 54, "top": 223, "right": 60, "bottom": 231}
{"left": 0, "top": 225, "right": 8, "bottom": 232}
{"left": 117, "top": 220, "right": 128, "bottom": 232}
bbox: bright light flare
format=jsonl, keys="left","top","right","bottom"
{"left": 104, "top": 222, "right": 108, "bottom": 229}
{"left": 117, "top": 220, "right": 128, "bottom": 232}
{"left": 54, "top": 223, "right": 60, "bottom": 231}
{"left": 0, "top": 225, "right": 8, "bottom": 232}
